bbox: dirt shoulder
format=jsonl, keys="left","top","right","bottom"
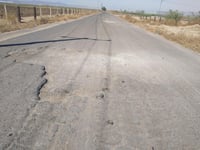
{"left": 117, "top": 14, "right": 200, "bottom": 53}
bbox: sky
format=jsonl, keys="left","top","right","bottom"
{"left": 51, "top": 0, "right": 200, "bottom": 12}
{"left": 2, "top": 0, "right": 200, "bottom": 12}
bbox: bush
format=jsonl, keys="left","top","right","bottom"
{"left": 101, "top": 6, "right": 106, "bottom": 11}
{"left": 166, "top": 10, "right": 183, "bottom": 26}
{"left": 124, "top": 15, "right": 137, "bottom": 23}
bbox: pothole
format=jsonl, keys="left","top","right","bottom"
{"left": 96, "top": 92, "right": 105, "bottom": 99}
{"left": 106, "top": 120, "right": 114, "bottom": 125}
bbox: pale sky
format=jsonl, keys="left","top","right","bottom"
{"left": 5, "top": 0, "right": 200, "bottom": 12}
{"left": 50, "top": 0, "right": 200, "bottom": 12}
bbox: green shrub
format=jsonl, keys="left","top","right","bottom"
{"left": 165, "top": 10, "right": 183, "bottom": 26}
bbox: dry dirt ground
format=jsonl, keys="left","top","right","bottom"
{"left": 119, "top": 14, "right": 200, "bottom": 53}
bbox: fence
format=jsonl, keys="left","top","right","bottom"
{"left": 118, "top": 11, "right": 165, "bottom": 22}
{"left": 0, "top": 3, "right": 95, "bottom": 22}
{"left": 139, "top": 15, "right": 163, "bottom": 22}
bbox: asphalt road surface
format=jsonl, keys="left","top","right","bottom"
{"left": 1, "top": 13, "right": 200, "bottom": 150}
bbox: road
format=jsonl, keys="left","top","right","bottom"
{"left": 1, "top": 12, "right": 200, "bottom": 150}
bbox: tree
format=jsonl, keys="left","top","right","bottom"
{"left": 198, "top": 11, "right": 200, "bottom": 19}
{"left": 101, "top": 6, "right": 106, "bottom": 11}
{"left": 166, "top": 10, "right": 183, "bottom": 25}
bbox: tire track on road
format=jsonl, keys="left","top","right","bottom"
{"left": 57, "top": 14, "right": 100, "bottom": 96}
{"left": 94, "top": 13, "right": 115, "bottom": 149}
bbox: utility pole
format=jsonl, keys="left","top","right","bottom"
{"left": 101, "top": 3, "right": 103, "bottom": 9}
{"left": 158, "top": 0, "right": 164, "bottom": 22}
{"left": 159, "top": 0, "right": 164, "bottom": 13}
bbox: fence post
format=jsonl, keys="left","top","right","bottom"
{"left": 4, "top": 4, "right": 8, "bottom": 20}
{"left": 66, "top": 8, "right": 68, "bottom": 14}
{"left": 49, "top": 7, "right": 52, "bottom": 17}
{"left": 39, "top": 6, "right": 42, "bottom": 17}
{"left": 17, "top": 6, "right": 21, "bottom": 23}
{"left": 63, "top": 8, "right": 65, "bottom": 15}
{"left": 33, "top": 7, "right": 37, "bottom": 20}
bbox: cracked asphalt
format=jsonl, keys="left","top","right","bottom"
{"left": 0, "top": 13, "right": 200, "bottom": 150}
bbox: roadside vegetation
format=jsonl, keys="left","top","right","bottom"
{"left": 114, "top": 10, "right": 200, "bottom": 53}
{"left": 101, "top": 6, "right": 107, "bottom": 11}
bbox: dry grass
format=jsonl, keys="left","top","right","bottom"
{"left": 124, "top": 15, "right": 137, "bottom": 23}
{"left": 120, "top": 14, "right": 200, "bottom": 53}
{"left": 39, "top": 17, "right": 49, "bottom": 24}
{"left": 149, "top": 26, "right": 200, "bottom": 52}
{"left": 0, "top": 12, "right": 94, "bottom": 33}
